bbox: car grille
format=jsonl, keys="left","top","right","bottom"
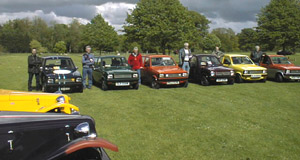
{"left": 114, "top": 74, "right": 132, "bottom": 79}
{"left": 56, "top": 79, "right": 73, "bottom": 83}
{"left": 216, "top": 72, "right": 231, "bottom": 76}
{"left": 249, "top": 70, "right": 263, "bottom": 74}
{"left": 291, "top": 70, "right": 300, "bottom": 73}
{"left": 166, "top": 74, "right": 182, "bottom": 78}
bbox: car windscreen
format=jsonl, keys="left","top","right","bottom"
{"left": 271, "top": 57, "right": 291, "bottom": 64}
{"left": 151, "top": 57, "right": 176, "bottom": 66}
{"left": 199, "top": 56, "right": 221, "bottom": 66}
{"left": 101, "top": 57, "right": 129, "bottom": 68}
{"left": 45, "top": 59, "right": 75, "bottom": 70}
{"left": 232, "top": 56, "right": 253, "bottom": 64}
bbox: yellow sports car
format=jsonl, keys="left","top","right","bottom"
{"left": 0, "top": 89, "right": 79, "bottom": 114}
{"left": 221, "top": 54, "right": 267, "bottom": 83}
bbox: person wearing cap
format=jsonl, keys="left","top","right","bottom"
{"left": 128, "top": 47, "right": 143, "bottom": 84}
{"left": 179, "top": 43, "right": 192, "bottom": 74}
{"left": 250, "top": 46, "right": 263, "bottom": 65}
{"left": 212, "top": 46, "right": 224, "bottom": 59}
{"left": 28, "top": 48, "right": 42, "bottom": 91}
{"left": 82, "top": 46, "right": 95, "bottom": 89}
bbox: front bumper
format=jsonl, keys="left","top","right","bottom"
{"left": 44, "top": 83, "right": 83, "bottom": 93}
{"left": 106, "top": 78, "right": 139, "bottom": 87}
{"left": 283, "top": 74, "right": 300, "bottom": 80}
{"left": 208, "top": 76, "right": 235, "bottom": 83}
{"left": 157, "top": 78, "right": 188, "bottom": 85}
{"left": 241, "top": 74, "right": 267, "bottom": 81}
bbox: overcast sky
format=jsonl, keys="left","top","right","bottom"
{"left": 0, "top": 0, "right": 270, "bottom": 33}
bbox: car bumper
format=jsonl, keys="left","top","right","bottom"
{"left": 241, "top": 74, "right": 267, "bottom": 81}
{"left": 157, "top": 78, "right": 188, "bottom": 85}
{"left": 208, "top": 76, "right": 235, "bottom": 83}
{"left": 107, "top": 79, "right": 139, "bottom": 87}
{"left": 283, "top": 74, "right": 300, "bottom": 80}
{"left": 44, "top": 83, "right": 83, "bottom": 93}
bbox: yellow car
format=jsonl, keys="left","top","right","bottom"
{"left": 0, "top": 89, "right": 79, "bottom": 114}
{"left": 221, "top": 54, "right": 267, "bottom": 83}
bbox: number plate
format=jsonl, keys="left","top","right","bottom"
{"left": 167, "top": 81, "right": 180, "bottom": 85}
{"left": 290, "top": 76, "right": 300, "bottom": 80}
{"left": 251, "top": 75, "right": 261, "bottom": 78}
{"left": 216, "top": 78, "right": 228, "bottom": 82}
{"left": 60, "top": 87, "right": 70, "bottom": 91}
{"left": 115, "top": 82, "right": 130, "bottom": 86}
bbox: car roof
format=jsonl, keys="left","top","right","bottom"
{"left": 95, "top": 55, "right": 125, "bottom": 59}
{"left": 42, "top": 56, "right": 71, "bottom": 60}
{"left": 143, "top": 55, "right": 172, "bottom": 58}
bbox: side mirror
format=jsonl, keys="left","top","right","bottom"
{"left": 200, "top": 62, "right": 207, "bottom": 66}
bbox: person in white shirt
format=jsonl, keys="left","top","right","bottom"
{"left": 179, "top": 43, "right": 192, "bottom": 73}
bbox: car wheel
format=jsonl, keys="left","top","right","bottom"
{"left": 101, "top": 79, "right": 108, "bottom": 91}
{"left": 200, "top": 76, "right": 210, "bottom": 86}
{"left": 151, "top": 79, "right": 160, "bottom": 89}
{"left": 133, "top": 83, "right": 139, "bottom": 90}
{"left": 235, "top": 74, "right": 243, "bottom": 83}
{"left": 181, "top": 81, "right": 189, "bottom": 88}
{"left": 227, "top": 79, "right": 234, "bottom": 85}
{"left": 275, "top": 73, "right": 284, "bottom": 82}
{"left": 260, "top": 78, "right": 267, "bottom": 83}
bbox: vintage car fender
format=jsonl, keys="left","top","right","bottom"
{"left": 152, "top": 75, "right": 158, "bottom": 80}
{"left": 47, "top": 137, "right": 118, "bottom": 160}
{"left": 37, "top": 103, "right": 79, "bottom": 114}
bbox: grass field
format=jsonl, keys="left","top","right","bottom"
{"left": 0, "top": 52, "right": 300, "bottom": 159}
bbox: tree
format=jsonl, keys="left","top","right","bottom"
{"left": 202, "top": 34, "right": 221, "bottom": 51}
{"left": 67, "top": 19, "right": 84, "bottom": 53}
{"left": 30, "top": 17, "right": 51, "bottom": 51}
{"left": 257, "top": 0, "right": 300, "bottom": 51}
{"left": 238, "top": 28, "right": 258, "bottom": 51}
{"left": 53, "top": 41, "right": 67, "bottom": 53}
{"left": 124, "top": 0, "right": 198, "bottom": 54}
{"left": 212, "top": 28, "right": 239, "bottom": 52}
{"left": 30, "top": 39, "right": 48, "bottom": 53}
{"left": 83, "top": 15, "right": 119, "bottom": 53}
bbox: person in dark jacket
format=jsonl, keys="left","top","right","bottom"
{"left": 28, "top": 48, "right": 42, "bottom": 91}
{"left": 179, "top": 43, "right": 192, "bottom": 74}
{"left": 212, "top": 46, "right": 224, "bottom": 59}
{"left": 128, "top": 47, "right": 143, "bottom": 84}
{"left": 82, "top": 46, "right": 95, "bottom": 89}
{"left": 250, "top": 46, "right": 263, "bottom": 65}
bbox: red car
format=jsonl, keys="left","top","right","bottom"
{"left": 141, "top": 55, "right": 188, "bottom": 89}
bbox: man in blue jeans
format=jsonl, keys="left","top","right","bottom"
{"left": 179, "top": 43, "right": 192, "bottom": 74}
{"left": 82, "top": 46, "right": 94, "bottom": 89}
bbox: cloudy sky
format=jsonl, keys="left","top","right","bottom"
{"left": 0, "top": 0, "right": 270, "bottom": 33}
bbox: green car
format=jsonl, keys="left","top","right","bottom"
{"left": 92, "top": 56, "right": 139, "bottom": 91}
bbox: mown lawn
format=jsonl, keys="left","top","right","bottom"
{"left": 0, "top": 52, "right": 300, "bottom": 159}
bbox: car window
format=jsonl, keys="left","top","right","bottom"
{"left": 45, "top": 59, "right": 75, "bottom": 69}
{"left": 262, "top": 56, "right": 271, "bottom": 64}
{"left": 101, "top": 57, "right": 128, "bottom": 68}
{"left": 271, "top": 57, "right": 291, "bottom": 64}
{"left": 232, "top": 56, "right": 253, "bottom": 64}
{"left": 223, "top": 57, "right": 231, "bottom": 64}
{"left": 151, "top": 57, "right": 176, "bottom": 66}
{"left": 199, "top": 56, "right": 221, "bottom": 66}
{"left": 144, "top": 57, "right": 150, "bottom": 67}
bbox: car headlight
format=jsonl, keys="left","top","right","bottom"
{"left": 244, "top": 70, "right": 249, "bottom": 74}
{"left": 230, "top": 70, "right": 234, "bottom": 76}
{"left": 76, "top": 77, "right": 82, "bottom": 82}
{"left": 47, "top": 78, "right": 54, "bottom": 84}
{"left": 74, "top": 122, "right": 90, "bottom": 137}
{"left": 210, "top": 71, "right": 215, "bottom": 77}
{"left": 132, "top": 73, "right": 138, "bottom": 78}
{"left": 263, "top": 70, "right": 267, "bottom": 74}
{"left": 107, "top": 74, "right": 113, "bottom": 79}
{"left": 159, "top": 74, "right": 164, "bottom": 78}
{"left": 286, "top": 70, "right": 290, "bottom": 74}
{"left": 56, "top": 96, "right": 66, "bottom": 103}
{"left": 165, "top": 74, "right": 169, "bottom": 78}
{"left": 182, "top": 73, "right": 188, "bottom": 77}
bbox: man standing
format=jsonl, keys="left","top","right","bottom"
{"left": 212, "top": 46, "right": 224, "bottom": 59}
{"left": 82, "top": 46, "right": 94, "bottom": 89}
{"left": 250, "top": 46, "right": 263, "bottom": 65}
{"left": 179, "top": 43, "right": 192, "bottom": 74}
{"left": 128, "top": 47, "right": 142, "bottom": 84}
{"left": 28, "top": 48, "right": 42, "bottom": 91}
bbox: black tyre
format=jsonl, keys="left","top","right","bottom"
{"left": 151, "top": 79, "right": 160, "bottom": 89}
{"left": 275, "top": 73, "right": 284, "bottom": 82}
{"left": 133, "top": 83, "right": 139, "bottom": 90}
{"left": 235, "top": 74, "right": 243, "bottom": 83}
{"left": 227, "top": 79, "right": 234, "bottom": 85}
{"left": 200, "top": 76, "right": 210, "bottom": 86}
{"left": 260, "top": 78, "right": 267, "bottom": 83}
{"left": 101, "top": 79, "right": 108, "bottom": 91}
{"left": 181, "top": 81, "right": 189, "bottom": 88}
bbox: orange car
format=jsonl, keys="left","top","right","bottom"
{"left": 141, "top": 55, "right": 188, "bottom": 89}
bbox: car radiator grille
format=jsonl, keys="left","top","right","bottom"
{"left": 56, "top": 79, "right": 73, "bottom": 83}
{"left": 114, "top": 74, "right": 132, "bottom": 78}
{"left": 291, "top": 70, "right": 300, "bottom": 73}
{"left": 216, "top": 72, "right": 231, "bottom": 76}
{"left": 249, "top": 70, "right": 263, "bottom": 74}
{"left": 166, "top": 74, "right": 182, "bottom": 78}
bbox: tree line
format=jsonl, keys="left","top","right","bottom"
{"left": 0, "top": 0, "right": 299, "bottom": 54}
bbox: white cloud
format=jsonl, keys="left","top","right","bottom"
{"left": 0, "top": 10, "right": 89, "bottom": 25}
{"left": 208, "top": 17, "right": 257, "bottom": 33}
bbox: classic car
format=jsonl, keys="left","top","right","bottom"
{"left": 0, "top": 111, "right": 118, "bottom": 160}
{"left": 92, "top": 56, "right": 139, "bottom": 91}
{"left": 221, "top": 54, "right": 267, "bottom": 83}
{"left": 260, "top": 54, "right": 300, "bottom": 82}
{"left": 189, "top": 54, "right": 235, "bottom": 86}
{"left": 40, "top": 56, "right": 83, "bottom": 93}
{"left": 141, "top": 55, "right": 188, "bottom": 89}
{"left": 0, "top": 89, "right": 79, "bottom": 114}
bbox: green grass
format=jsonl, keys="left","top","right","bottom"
{"left": 1, "top": 52, "right": 300, "bottom": 159}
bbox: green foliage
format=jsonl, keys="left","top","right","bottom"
{"left": 83, "top": 15, "right": 119, "bottom": 53}
{"left": 257, "top": 0, "right": 300, "bottom": 51}
{"left": 29, "top": 39, "right": 42, "bottom": 50}
{"left": 67, "top": 19, "right": 85, "bottom": 53}
{"left": 202, "top": 34, "right": 221, "bottom": 51}
{"left": 238, "top": 28, "right": 258, "bottom": 51}
{"left": 53, "top": 41, "right": 67, "bottom": 53}
{"left": 212, "top": 28, "right": 239, "bottom": 52}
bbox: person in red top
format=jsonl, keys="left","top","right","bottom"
{"left": 128, "top": 47, "right": 143, "bottom": 84}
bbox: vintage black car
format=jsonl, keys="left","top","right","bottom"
{"left": 189, "top": 54, "right": 235, "bottom": 86}
{"left": 0, "top": 111, "right": 118, "bottom": 160}
{"left": 92, "top": 56, "right": 139, "bottom": 91}
{"left": 40, "top": 56, "right": 83, "bottom": 93}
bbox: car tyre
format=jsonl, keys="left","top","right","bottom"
{"left": 101, "top": 79, "right": 108, "bottom": 91}
{"left": 275, "top": 73, "right": 284, "bottom": 82}
{"left": 181, "top": 81, "right": 189, "bottom": 88}
{"left": 133, "top": 83, "right": 139, "bottom": 90}
{"left": 260, "top": 78, "right": 267, "bottom": 83}
{"left": 227, "top": 79, "right": 234, "bottom": 85}
{"left": 235, "top": 74, "right": 243, "bottom": 83}
{"left": 151, "top": 79, "right": 160, "bottom": 89}
{"left": 200, "top": 76, "right": 210, "bottom": 86}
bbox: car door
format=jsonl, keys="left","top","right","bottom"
{"left": 142, "top": 57, "right": 151, "bottom": 83}
{"left": 92, "top": 58, "right": 102, "bottom": 82}
{"left": 189, "top": 56, "right": 197, "bottom": 80}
